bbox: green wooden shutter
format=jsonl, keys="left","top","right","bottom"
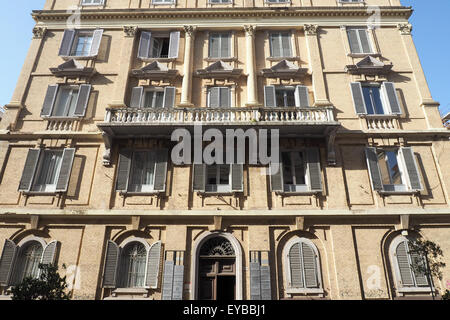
{"left": 302, "top": 242, "right": 318, "bottom": 288}
{"left": 56, "top": 148, "right": 75, "bottom": 192}
{"left": 172, "top": 265, "right": 184, "bottom": 300}
{"left": 153, "top": 150, "right": 168, "bottom": 192}
{"left": 168, "top": 31, "right": 180, "bottom": 59}
{"left": 163, "top": 87, "right": 176, "bottom": 108}
{"left": 0, "top": 239, "right": 17, "bottom": 286}
{"left": 89, "top": 29, "right": 104, "bottom": 56}
{"left": 396, "top": 241, "right": 415, "bottom": 287}
{"left": 116, "top": 150, "right": 132, "bottom": 192}
{"left": 18, "top": 149, "right": 41, "bottom": 192}
{"left": 130, "top": 87, "right": 144, "bottom": 108}
{"left": 73, "top": 84, "right": 91, "bottom": 117}
{"left": 41, "top": 240, "right": 59, "bottom": 266}
{"left": 192, "top": 164, "right": 206, "bottom": 192}
{"left": 162, "top": 260, "right": 174, "bottom": 300}
{"left": 102, "top": 240, "right": 120, "bottom": 288}
{"left": 138, "top": 32, "right": 151, "bottom": 59}
{"left": 264, "top": 85, "right": 276, "bottom": 108}
{"left": 41, "top": 85, "right": 59, "bottom": 117}
{"left": 365, "top": 147, "right": 383, "bottom": 191}
{"left": 59, "top": 29, "right": 75, "bottom": 56}
{"left": 307, "top": 148, "right": 323, "bottom": 192}
{"left": 270, "top": 162, "right": 283, "bottom": 192}
{"left": 350, "top": 82, "right": 367, "bottom": 115}
{"left": 289, "top": 243, "right": 304, "bottom": 288}
{"left": 295, "top": 86, "right": 309, "bottom": 108}
{"left": 400, "top": 147, "right": 422, "bottom": 191}
{"left": 250, "top": 260, "right": 261, "bottom": 300}
{"left": 146, "top": 241, "right": 162, "bottom": 289}
{"left": 231, "top": 164, "right": 244, "bottom": 192}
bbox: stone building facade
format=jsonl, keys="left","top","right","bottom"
{"left": 0, "top": 0, "right": 449, "bottom": 300}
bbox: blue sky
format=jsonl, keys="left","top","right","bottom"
{"left": 0, "top": 0, "right": 449, "bottom": 115}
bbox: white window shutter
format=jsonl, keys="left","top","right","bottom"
{"left": 116, "top": 149, "right": 132, "bottom": 192}
{"left": 221, "top": 34, "right": 231, "bottom": 58}
{"left": 358, "top": 29, "right": 372, "bottom": 53}
{"left": 306, "top": 148, "right": 323, "bottom": 192}
{"left": 102, "top": 240, "right": 120, "bottom": 288}
{"left": 18, "top": 149, "right": 41, "bottom": 192}
{"left": 347, "top": 29, "right": 360, "bottom": 54}
{"left": 59, "top": 29, "right": 76, "bottom": 56}
{"left": 41, "top": 240, "right": 59, "bottom": 266}
{"left": 365, "top": 147, "right": 383, "bottom": 191}
{"left": 264, "top": 85, "right": 276, "bottom": 108}
{"left": 396, "top": 241, "right": 415, "bottom": 287}
{"left": 400, "top": 147, "right": 423, "bottom": 191}
{"left": 0, "top": 239, "right": 18, "bottom": 286}
{"left": 138, "top": 32, "right": 152, "bottom": 59}
{"left": 130, "top": 87, "right": 144, "bottom": 108}
{"left": 163, "top": 87, "right": 176, "bottom": 108}
{"left": 382, "top": 82, "right": 402, "bottom": 115}
{"left": 295, "top": 86, "right": 310, "bottom": 108}
{"left": 410, "top": 251, "right": 429, "bottom": 286}
{"left": 146, "top": 241, "right": 162, "bottom": 289}
{"left": 89, "top": 29, "right": 104, "bottom": 56}
{"left": 350, "top": 82, "right": 367, "bottom": 115}
{"left": 153, "top": 150, "right": 168, "bottom": 192}
{"left": 56, "top": 148, "right": 76, "bottom": 192}
{"left": 73, "top": 84, "right": 91, "bottom": 117}
{"left": 168, "top": 31, "right": 180, "bottom": 59}
{"left": 41, "top": 85, "right": 59, "bottom": 117}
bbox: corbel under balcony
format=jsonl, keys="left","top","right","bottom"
{"left": 131, "top": 61, "right": 179, "bottom": 80}
{"left": 345, "top": 55, "right": 393, "bottom": 76}
{"left": 261, "top": 59, "right": 308, "bottom": 79}
{"left": 49, "top": 59, "right": 96, "bottom": 78}
{"left": 195, "top": 60, "right": 243, "bottom": 79}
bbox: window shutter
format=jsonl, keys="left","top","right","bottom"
{"left": 130, "top": 87, "right": 144, "bottom": 108}
{"left": 0, "top": 239, "right": 17, "bottom": 286}
{"left": 18, "top": 149, "right": 41, "bottom": 192}
{"left": 382, "top": 82, "right": 402, "bottom": 115}
{"left": 89, "top": 29, "right": 104, "bottom": 56}
{"left": 146, "top": 241, "right": 162, "bottom": 289}
{"left": 73, "top": 84, "right": 91, "bottom": 117}
{"left": 192, "top": 164, "right": 206, "bottom": 192}
{"left": 396, "top": 241, "right": 415, "bottom": 287}
{"left": 162, "top": 260, "right": 174, "bottom": 300}
{"left": 116, "top": 149, "right": 132, "bottom": 192}
{"left": 56, "top": 148, "right": 76, "bottom": 192}
{"left": 172, "top": 265, "right": 184, "bottom": 300}
{"left": 301, "top": 242, "right": 318, "bottom": 288}
{"left": 365, "top": 147, "right": 383, "bottom": 191}
{"left": 289, "top": 243, "right": 304, "bottom": 288}
{"left": 270, "top": 34, "right": 281, "bottom": 57}
{"left": 168, "top": 31, "right": 180, "bottom": 59}
{"left": 400, "top": 147, "right": 422, "bottom": 191}
{"left": 307, "top": 148, "right": 323, "bottom": 192}
{"left": 41, "top": 240, "right": 59, "bottom": 266}
{"left": 221, "top": 34, "right": 230, "bottom": 58}
{"left": 209, "top": 87, "right": 220, "bottom": 108}
{"left": 153, "top": 150, "right": 168, "bottom": 192}
{"left": 163, "top": 87, "right": 176, "bottom": 108}
{"left": 220, "top": 87, "right": 230, "bottom": 108}
{"left": 41, "top": 85, "right": 59, "bottom": 117}
{"left": 269, "top": 162, "right": 283, "bottom": 192}
{"left": 59, "top": 29, "right": 76, "bottom": 56}
{"left": 102, "top": 240, "right": 120, "bottom": 288}
{"left": 410, "top": 252, "right": 429, "bottom": 286}
{"left": 281, "top": 33, "right": 292, "bottom": 57}
{"left": 295, "top": 86, "right": 309, "bottom": 108}
{"left": 264, "top": 85, "right": 276, "bottom": 108}
{"left": 358, "top": 29, "right": 372, "bottom": 53}
{"left": 231, "top": 164, "right": 244, "bottom": 192}
{"left": 209, "top": 34, "right": 220, "bottom": 58}
{"left": 138, "top": 32, "right": 152, "bottom": 59}
{"left": 250, "top": 261, "right": 261, "bottom": 300}
{"left": 350, "top": 82, "right": 367, "bottom": 115}
{"left": 260, "top": 265, "right": 272, "bottom": 300}
{"left": 347, "top": 29, "right": 360, "bottom": 54}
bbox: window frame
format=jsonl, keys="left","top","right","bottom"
{"left": 281, "top": 150, "right": 310, "bottom": 193}
{"left": 30, "top": 150, "right": 64, "bottom": 193}
{"left": 269, "top": 31, "right": 293, "bottom": 58}
{"left": 208, "top": 32, "right": 232, "bottom": 59}
{"left": 70, "top": 31, "right": 95, "bottom": 57}
{"left": 142, "top": 87, "right": 166, "bottom": 109}
{"left": 376, "top": 148, "right": 408, "bottom": 193}
{"left": 346, "top": 27, "right": 374, "bottom": 55}
{"left": 51, "top": 85, "right": 80, "bottom": 118}
{"left": 118, "top": 237, "right": 151, "bottom": 289}
{"left": 148, "top": 33, "right": 171, "bottom": 59}
{"left": 126, "top": 150, "right": 159, "bottom": 193}
{"left": 207, "top": 86, "right": 232, "bottom": 108}
{"left": 205, "top": 164, "right": 232, "bottom": 193}
{"left": 151, "top": 0, "right": 176, "bottom": 4}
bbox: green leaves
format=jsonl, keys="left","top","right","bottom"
{"left": 408, "top": 239, "right": 446, "bottom": 281}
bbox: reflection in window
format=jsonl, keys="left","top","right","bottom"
{"left": 362, "top": 86, "right": 385, "bottom": 115}
{"left": 377, "top": 150, "right": 403, "bottom": 186}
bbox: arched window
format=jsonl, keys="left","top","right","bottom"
{"left": 20, "top": 241, "right": 43, "bottom": 280}
{"left": 390, "top": 236, "right": 429, "bottom": 290}
{"left": 121, "top": 242, "right": 147, "bottom": 288}
{"left": 283, "top": 237, "right": 323, "bottom": 295}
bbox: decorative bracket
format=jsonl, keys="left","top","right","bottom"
{"left": 102, "top": 132, "right": 112, "bottom": 166}
{"left": 123, "top": 26, "right": 138, "bottom": 38}
{"left": 183, "top": 25, "right": 197, "bottom": 39}
{"left": 244, "top": 25, "right": 256, "bottom": 37}
{"left": 304, "top": 24, "right": 319, "bottom": 36}
{"left": 397, "top": 23, "right": 412, "bottom": 35}
{"left": 326, "top": 127, "right": 339, "bottom": 166}
{"left": 32, "top": 27, "right": 47, "bottom": 39}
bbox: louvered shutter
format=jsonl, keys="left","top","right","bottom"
{"left": 396, "top": 241, "right": 415, "bottom": 287}
{"left": 231, "top": 164, "right": 243, "bottom": 192}
{"left": 219, "top": 87, "right": 230, "bottom": 108}
{"left": 250, "top": 261, "right": 261, "bottom": 300}
{"left": 270, "top": 34, "right": 281, "bottom": 57}
{"left": 41, "top": 85, "right": 59, "bottom": 117}
{"left": 209, "top": 87, "right": 220, "bottom": 108}
{"left": 209, "top": 34, "right": 220, "bottom": 58}
{"left": 116, "top": 150, "right": 132, "bottom": 192}
{"left": 410, "top": 252, "right": 428, "bottom": 286}
{"left": 102, "top": 240, "right": 120, "bottom": 288}
{"left": 172, "top": 265, "right": 184, "bottom": 300}
{"left": 162, "top": 260, "right": 174, "bottom": 300}
{"left": 192, "top": 164, "right": 206, "bottom": 192}
{"left": 400, "top": 147, "right": 422, "bottom": 191}
{"left": 56, "top": 148, "right": 75, "bottom": 192}
{"left": 153, "top": 150, "right": 168, "bottom": 192}
{"left": 365, "top": 147, "right": 383, "bottom": 191}
{"left": 264, "top": 86, "right": 276, "bottom": 108}
{"left": 18, "top": 149, "right": 41, "bottom": 192}
{"left": 281, "top": 33, "right": 292, "bottom": 57}
{"left": 295, "top": 86, "right": 309, "bottom": 108}
{"left": 382, "top": 82, "right": 402, "bottom": 115}
{"left": 73, "top": 84, "right": 91, "bottom": 117}
{"left": 130, "top": 87, "right": 144, "bottom": 108}
{"left": 260, "top": 265, "right": 271, "bottom": 300}
{"left": 41, "top": 240, "right": 59, "bottom": 266}
{"left": 146, "top": 242, "right": 162, "bottom": 289}
{"left": 168, "top": 31, "right": 180, "bottom": 59}
{"left": 221, "top": 34, "right": 230, "bottom": 58}
{"left": 350, "top": 82, "right": 367, "bottom": 115}
{"left": 347, "top": 29, "right": 360, "bottom": 54}
{"left": 289, "top": 243, "right": 304, "bottom": 288}
{"left": 59, "top": 29, "right": 76, "bottom": 56}
{"left": 306, "top": 148, "right": 322, "bottom": 192}
{"left": 163, "top": 87, "right": 176, "bottom": 108}
{"left": 302, "top": 242, "right": 318, "bottom": 288}
{"left": 358, "top": 29, "right": 372, "bottom": 53}
{"left": 138, "top": 32, "right": 151, "bottom": 59}
{"left": 270, "top": 162, "right": 283, "bottom": 192}
{"left": 0, "top": 240, "right": 17, "bottom": 286}
{"left": 89, "top": 29, "right": 104, "bottom": 56}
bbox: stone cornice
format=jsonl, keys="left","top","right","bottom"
{"left": 32, "top": 6, "right": 412, "bottom": 22}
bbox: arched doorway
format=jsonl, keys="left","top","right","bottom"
{"left": 197, "top": 236, "right": 236, "bottom": 300}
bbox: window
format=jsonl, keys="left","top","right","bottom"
{"left": 18, "top": 148, "right": 75, "bottom": 193}
{"left": 351, "top": 82, "right": 402, "bottom": 115}
{"left": 192, "top": 163, "right": 243, "bottom": 193}
{"left": 138, "top": 31, "right": 180, "bottom": 59}
{"left": 209, "top": 33, "right": 231, "bottom": 59}
{"left": 81, "top": 0, "right": 104, "bottom": 5}
{"left": 365, "top": 147, "right": 423, "bottom": 193}
{"left": 41, "top": 84, "right": 91, "bottom": 118}
{"left": 264, "top": 85, "right": 310, "bottom": 108}
{"left": 129, "top": 86, "right": 176, "bottom": 109}
{"left": 269, "top": 32, "right": 292, "bottom": 58}
{"left": 208, "top": 87, "right": 231, "bottom": 108}
{"left": 150, "top": 35, "right": 170, "bottom": 58}
{"left": 283, "top": 237, "right": 323, "bottom": 294}
{"left": 206, "top": 165, "right": 231, "bottom": 192}
{"left": 102, "top": 240, "right": 162, "bottom": 289}
{"left": 19, "top": 241, "right": 43, "bottom": 281}
{"left": 116, "top": 149, "right": 168, "bottom": 193}
{"left": 143, "top": 88, "right": 165, "bottom": 109}
{"left": 59, "top": 29, "right": 103, "bottom": 58}
{"left": 282, "top": 151, "right": 307, "bottom": 192}
{"left": 275, "top": 87, "right": 296, "bottom": 108}
{"left": 347, "top": 27, "right": 373, "bottom": 54}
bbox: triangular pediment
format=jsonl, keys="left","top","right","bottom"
{"left": 346, "top": 55, "right": 393, "bottom": 75}
{"left": 140, "top": 61, "right": 169, "bottom": 72}
{"left": 204, "top": 60, "right": 234, "bottom": 72}
{"left": 56, "top": 59, "right": 85, "bottom": 70}
{"left": 355, "top": 56, "right": 386, "bottom": 68}
{"left": 50, "top": 59, "right": 96, "bottom": 77}
{"left": 195, "top": 60, "right": 242, "bottom": 79}
{"left": 270, "top": 59, "right": 300, "bottom": 71}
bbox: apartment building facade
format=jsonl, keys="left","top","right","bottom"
{"left": 0, "top": 0, "right": 449, "bottom": 300}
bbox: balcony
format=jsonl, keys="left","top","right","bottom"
{"left": 97, "top": 106, "right": 340, "bottom": 138}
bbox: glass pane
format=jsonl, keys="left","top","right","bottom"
{"left": 67, "top": 90, "right": 79, "bottom": 116}
{"left": 281, "top": 33, "right": 292, "bottom": 57}
{"left": 33, "top": 151, "right": 63, "bottom": 190}
{"left": 358, "top": 29, "right": 372, "bottom": 53}
{"left": 207, "top": 165, "right": 218, "bottom": 185}
{"left": 21, "top": 242, "right": 43, "bottom": 280}
{"left": 123, "top": 243, "right": 147, "bottom": 288}
{"left": 362, "top": 87, "right": 375, "bottom": 115}
{"left": 282, "top": 152, "right": 294, "bottom": 185}
{"left": 377, "top": 150, "right": 402, "bottom": 185}
{"left": 155, "top": 91, "right": 164, "bottom": 108}
{"left": 52, "top": 89, "right": 71, "bottom": 116}
{"left": 129, "top": 152, "right": 156, "bottom": 192}
{"left": 73, "top": 35, "right": 93, "bottom": 56}
{"left": 292, "top": 152, "right": 306, "bottom": 185}
{"left": 143, "top": 91, "right": 154, "bottom": 108}
{"left": 363, "top": 87, "right": 385, "bottom": 115}
{"left": 151, "top": 38, "right": 162, "bottom": 58}
{"left": 218, "top": 165, "right": 230, "bottom": 185}
{"left": 285, "top": 90, "right": 296, "bottom": 107}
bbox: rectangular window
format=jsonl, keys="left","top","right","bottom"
{"left": 143, "top": 88, "right": 165, "bottom": 108}
{"left": 150, "top": 35, "right": 170, "bottom": 58}
{"left": 281, "top": 151, "right": 308, "bottom": 192}
{"left": 128, "top": 151, "right": 157, "bottom": 193}
{"left": 206, "top": 165, "right": 231, "bottom": 192}
{"left": 377, "top": 150, "right": 407, "bottom": 192}
{"left": 31, "top": 151, "right": 63, "bottom": 193}
{"left": 71, "top": 31, "right": 94, "bottom": 56}
{"left": 52, "top": 87, "right": 79, "bottom": 117}
{"left": 81, "top": 0, "right": 104, "bottom": 5}
{"left": 209, "top": 33, "right": 231, "bottom": 58}
{"left": 208, "top": 87, "right": 231, "bottom": 108}
{"left": 347, "top": 27, "right": 373, "bottom": 54}
{"left": 269, "top": 32, "right": 292, "bottom": 58}
{"left": 362, "top": 86, "right": 385, "bottom": 115}
{"left": 275, "top": 87, "right": 296, "bottom": 108}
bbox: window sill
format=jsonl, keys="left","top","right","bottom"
{"left": 197, "top": 191, "right": 241, "bottom": 196}
{"left": 397, "top": 287, "right": 433, "bottom": 294}
{"left": 347, "top": 53, "right": 381, "bottom": 58}
{"left": 378, "top": 190, "right": 419, "bottom": 196}
{"left": 267, "top": 56, "right": 299, "bottom": 61}
{"left": 22, "top": 191, "right": 61, "bottom": 196}
{"left": 360, "top": 114, "right": 400, "bottom": 119}
{"left": 60, "top": 55, "right": 97, "bottom": 61}
{"left": 285, "top": 288, "right": 324, "bottom": 295}
{"left": 204, "top": 57, "right": 237, "bottom": 62}
{"left": 275, "top": 191, "right": 321, "bottom": 196}
{"left": 139, "top": 57, "right": 176, "bottom": 63}
{"left": 42, "top": 116, "right": 83, "bottom": 120}
{"left": 119, "top": 191, "right": 163, "bottom": 196}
